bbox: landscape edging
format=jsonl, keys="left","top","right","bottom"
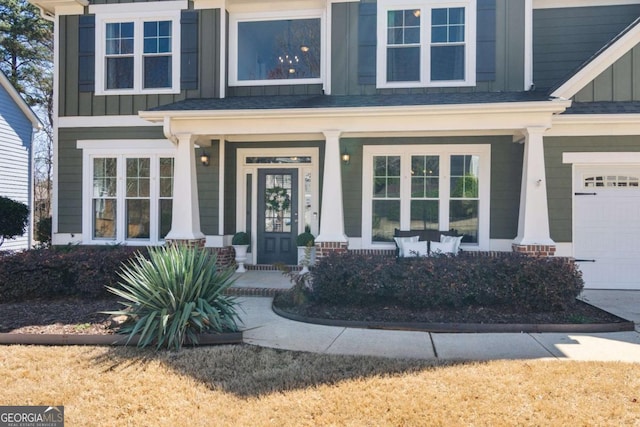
{"left": 271, "top": 304, "right": 635, "bottom": 334}
{"left": 0, "top": 331, "right": 243, "bottom": 346}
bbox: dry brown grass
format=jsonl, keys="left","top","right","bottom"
{"left": 1, "top": 344, "right": 639, "bottom": 426}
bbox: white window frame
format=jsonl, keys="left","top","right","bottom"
{"left": 79, "top": 140, "right": 177, "bottom": 245}
{"left": 228, "top": 9, "right": 327, "bottom": 87}
{"left": 92, "top": 2, "right": 182, "bottom": 96}
{"left": 376, "top": 0, "right": 476, "bottom": 89}
{"left": 362, "top": 144, "right": 490, "bottom": 250}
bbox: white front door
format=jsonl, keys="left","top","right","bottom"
{"left": 573, "top": 166, "right": 640, "bottom": 289}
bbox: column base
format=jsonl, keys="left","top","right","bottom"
{"left": 315, "top": 241, "right": 349, "bottom": 259}
{"left": 165, "top": 238, "right": 206, "bottom": 248}
{"left": 512, "top": 243, "right": 556, "bottom": 257}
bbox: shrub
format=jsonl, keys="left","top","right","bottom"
{"left": 36, "top": 216, "right": 52, "bottom": 245}
{"left": 232, "top": 232, "right": 250, "bottom": 245}
{"left": 106, "top": 244, "right": 240, "bottom": 350}
{"left": 296, "top": 232, "right": 315, "bottom": 247}
{"left": 0, "top": 245, "right": 144, "bottom": 302}
{"left": 0, "top": 196, "right": 29, "bottom": 247}
{"left": 310, "top": 252, "right": 584, "bottom": 312}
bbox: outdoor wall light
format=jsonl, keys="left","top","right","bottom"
{"left": 341, "top": 148, "right": 350, "bottom": 165}
{"left": 200, "top": 151, "right": 210, "bottom": 167}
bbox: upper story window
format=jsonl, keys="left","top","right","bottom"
{"left": 229, "top": 11, "right": 325, "bottom": 86}
{"left": 377, "top": 0, "right": 476, "bottom": 88}
{"left": 92, "top": 3, "right": 182, "bottom": 95}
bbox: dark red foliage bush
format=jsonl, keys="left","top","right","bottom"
{"left": 310, "top": 252, "right": 584, "bottom": 312}
{"left": 0, "top": 246, "right": 147, "bottom": 302}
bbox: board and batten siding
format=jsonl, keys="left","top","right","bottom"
{"left": 0, "top": 83, "right": 33, "bottom": 250}
{"left": 533, "top": 4, "right": 640, "bottom": 91}
{"left": 331, "top": 0, "right": 523, "bottom": 96}
{"left": 59, "top": 9, "right": 221, "bottom": 117}
{"left": 544, "top": 136, "right": 640, "bottom": 243}
{"left": 574, "top": 44, "right": 640, "bottom": 102}
{"left": 340, "top": 136, "right": 521, "bottom": 240}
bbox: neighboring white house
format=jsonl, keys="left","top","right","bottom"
{"left": 0, "top": 71, "right": 42, "bottom": 250}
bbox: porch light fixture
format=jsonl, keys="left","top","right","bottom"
{"left": 341, "top": 148, "right": 350, "bottom": 165}
{"left": 200, "top": 151, "right": 210, "bottom": 167}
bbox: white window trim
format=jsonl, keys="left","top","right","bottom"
{"left": 362, "top": 144, "right": 490, "bottom": 250}
{"left": 376, "top": 0, "right": 476, "bottom": 89}
{"left": 236, "top": 147, "right": 320, "bottom": 265}
{"left": 228, "top": 9, "right": 327, "bottom": 87}
{"left": 94, "top": 8, "right": 182, "bottom": 96}
{"left": 80, "top": 140, "right": 177, "bottom": 246}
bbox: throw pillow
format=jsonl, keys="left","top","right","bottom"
{"left": 440, "top": 234, "right": 463, "bottom": 253}
{"left": 402, "top": 241, "right": 428, "bottom": 257}
{"left": 394, "top": 236, "right": 420, "bottom": 257}
{"left": 430, "top": 240, "right": 457, "bottom": 255}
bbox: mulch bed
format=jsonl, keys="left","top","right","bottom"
{"left": 273, "top": 297, "right": 627, "bottom": 326}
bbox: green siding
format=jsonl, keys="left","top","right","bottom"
{"left": 57, "top": 127, "right": 166, "bottom": 233}
{"left": 533, "top": 5, "right": 640, "bottom": 91}
{"left": 341, "top": 136, "right": 520, "bottom": 239}
{"left": 59, "top": 9, "right": 220, "bottom": 116}
{"left": 330, "top": 0, "right": 525, "bottom": 96}
{"left": 574, "top": 45, "right": 640, "bottom": 102}
{"left": 545, "top": 136, "right": 640, "bottom": 243}
{"left": 197, "top": 141, "right": 219, "bottom": 235}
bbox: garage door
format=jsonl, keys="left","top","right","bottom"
{"left": 574, "top": 166, "right": 640, "bottom": 289}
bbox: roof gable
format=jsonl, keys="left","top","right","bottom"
{"left": 551, "top": 17, "right": 640, "bottom": 99}
{"left": 0, "top": 71, "right": 42, "bottom": 129}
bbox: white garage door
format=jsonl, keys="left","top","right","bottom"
{"left": 574, "top": 166, "right": 640, "bottom": 289}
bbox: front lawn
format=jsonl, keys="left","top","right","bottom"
{"left": 1, "top": 345, "right": 639, "bottom": 425}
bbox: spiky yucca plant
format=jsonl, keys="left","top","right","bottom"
{"left": 105, "top": 244, "right": 240, "bottom": 350}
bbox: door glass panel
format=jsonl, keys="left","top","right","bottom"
{"left": 264, "top": 173, "right": 292, "bottom": 233}
{"left": 304, "top": 171, "right": 312, "bottom": 230}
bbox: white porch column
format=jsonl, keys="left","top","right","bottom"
{"left": 513, "top": 127, "right": 555, "bottom": 256}
{"left": 165, "top": 133, "right": 205, "bottom": 242}
{"left": 316, "top": 131, "right": 348, "bottom": 250}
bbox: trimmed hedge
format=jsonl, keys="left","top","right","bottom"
{"left": 310, "top": 252, "right": 584, "bottom": 312}
{"left": 0, "top": 246, "right": 147, "bottom": 302}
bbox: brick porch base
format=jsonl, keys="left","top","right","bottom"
{"left": 511, "top": 244, "right": 556, "bottom": 257}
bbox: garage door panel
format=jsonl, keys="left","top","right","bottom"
{"left": 574, "top": 166, "right": 640, "bottom": 289}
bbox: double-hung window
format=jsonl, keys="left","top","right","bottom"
{"left": 82, "top": 142, "right": 175, "bottom": 245}
{"left": 92, "top": 2, "right": 182, "bottom": 95}
{"left": 377, "top": 0, "right": 476, "bottom": 88}
{"left": 363, "top": 145, "right": 490, "bottom": 249}
{"left": 229, "top": 10, "right": 325, "bottom": 86}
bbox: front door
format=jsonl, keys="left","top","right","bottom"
{"left": 257, "top": 169, "right": 298, "bottom": 265}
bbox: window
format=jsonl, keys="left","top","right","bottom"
{"left": 584, "top": 175, "right": 640, "bottom": 188}
{"left": 363, "top": 145, "right": 489, "bottom": 247}
{"left": 94, "top": 6, "right": 180, "bottom": 95}
{"left": 230, "top": 11, "right": 324, "bottom": 86}
{"left": 377, "top": 0, "right": 476, "bottom": 88}
{"left": 84, "top": 149, "right": 175, "bottom": 245}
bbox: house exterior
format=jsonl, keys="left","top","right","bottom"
{"left": 28, "top": 0, "right": 640, "bottom": 289}
{"left": 0, "top": 71, "right": 41, "bottom": 251}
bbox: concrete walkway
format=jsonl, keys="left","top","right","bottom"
{"left": 231, "top": 271, "right": 640, "bottom": 362}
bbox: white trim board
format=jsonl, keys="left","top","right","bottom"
{"left": 59, "top": 116, "right": 161, "bottom": 128}
{"left": 563, "top": 152, "right": 640, "bottom": 164}
{"left": 534, "top": 0, "right": 640, "bottom": 9}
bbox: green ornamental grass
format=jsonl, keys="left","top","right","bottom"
{"left": 105, "top": 244, "right": 241, "bottom": 350}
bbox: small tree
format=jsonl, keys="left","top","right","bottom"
{"left": 0, "top": 196, "right": 29, "bottom": 247}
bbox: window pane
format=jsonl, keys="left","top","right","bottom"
{"left": 431, "top": 27, "right": 447, "bottom": 43}
{"left": 450, "top": 200, "right": 478, "bottom": 243}
{"left": 449, "top": 8, "right": 465, "bottom": 25}
{"left": 126, "top": 158, "right": 150, "bottom": 197}
{"left": 404, "top": 9, "right": 420, "bottom": 27}
{"left": 450, "top": 155, "right": 479, "bottom": 198}
{"left": 372, "top": 200, "right": 400, "bottom": 242}
{"left": 449, "top": 25, "right": 465, "bottom": 43}
{"left": 144, "top": 56, "right": 171, "bottom": 88}
{"left": 159, "top": 199, "right": 172, "bottom": 239}
{"left": 144, "top": 21, "right": 157, "bottom": 37}
{"left": 126, "top": 199, "right": 150, "bottom": 239}
{"left": 373, "top": 156, "right": 401, "bottom": 198}
{"left": 432, "top": 8, "right": 448, "bottom": 26}
{"left": 431, "top": 45, "right": 464, "bottom": 81}
{"left": 410, "top": 200, "right": 439, "bottom": 230}
{"left": 93, "top": 199, "right": 116, "bottom": 239}
{"left": 237, "top": 18, "right": 321, "bottom": 81}
{"left": 387, "top": 47, "right": 420, "bottom": 82}
{"left": 106, "top": 57, "right": 134, "bottom": 89}
{"left": 388, "top": 10, "right": 404, "bottom": 27}
{"left": 159, "top": 158, "right": 174, "bottom": 197}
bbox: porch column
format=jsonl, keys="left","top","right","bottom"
{"left": 165, "top": 133, "right": 205, "bottom": 246}
{"left": 512, "top": 127, "right": 556, "bottom": 256}
{"left": 316, "top": 130, "right": 348, "bottom": 257}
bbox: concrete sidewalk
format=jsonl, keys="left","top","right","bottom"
{"left": 231, "top": 271, "right": 640, "bottom": 362}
